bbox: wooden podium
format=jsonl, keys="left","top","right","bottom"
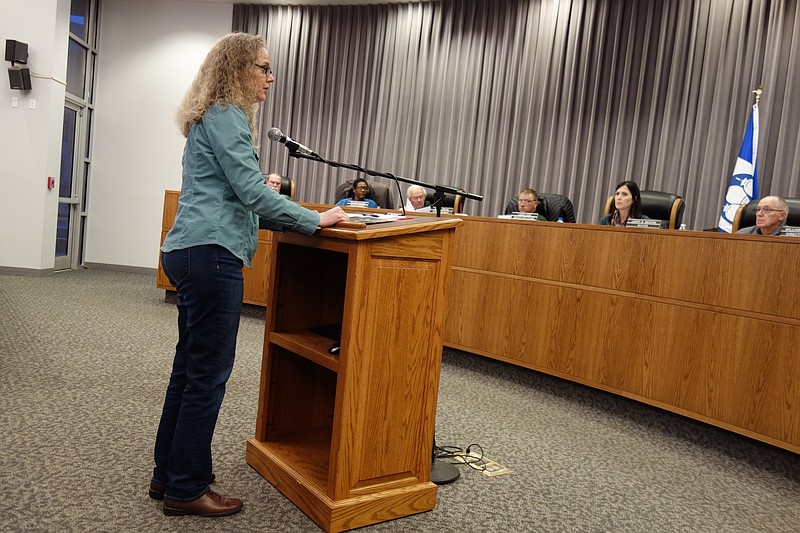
{"left": 246, "top": 217, "right": 462, "bottom": 532}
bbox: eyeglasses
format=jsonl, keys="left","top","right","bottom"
{"left": 354, "top": 186, "right": 369, "bottom": 191}
{"left": 753, "top": 207, "right": 785, "bottom": 214}
{"left": 518, "top": 199, "right": 538, "bottom": 204}
{"left": 255, "top": 64, "right": 273, "bottom": 77}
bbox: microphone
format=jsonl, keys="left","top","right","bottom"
{"left": 267, "top": 127, "right": 317, "bottom": 157}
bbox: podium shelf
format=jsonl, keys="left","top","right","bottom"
{"left": 270, "top": 330, "right": 340, "bottom": 372}
{"left": 248, "top": 430, "right": 331, "bottom": 492}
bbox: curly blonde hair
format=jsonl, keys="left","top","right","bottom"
{"left": 176, "top": 32, "right": 265, "bottom": 139}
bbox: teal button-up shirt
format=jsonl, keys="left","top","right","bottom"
{"left": 162, "top": 105, "right": 320, "bottom": 267}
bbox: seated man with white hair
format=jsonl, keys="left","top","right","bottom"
{"left": 404, "top": 185, "right": 430, "bottom": 211}
{"left": 736, "top": 196, "right": 789, "bottom": 236}
{"left": 265, "top": 173, "right": 284, "bottom": 195}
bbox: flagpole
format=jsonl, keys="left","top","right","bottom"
{"left": 752, "top": 86, "right": 763, "bottom": 105}
{"left": 717, "top": 87, "right": 762, "bottom": 232}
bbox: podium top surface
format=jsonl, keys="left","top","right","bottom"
{"left": 320, "top": 216, "right": 462, "bottom": 241}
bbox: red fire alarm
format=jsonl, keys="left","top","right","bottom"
{"left": 47, "top": 176, "right": 55, "bottom": 189}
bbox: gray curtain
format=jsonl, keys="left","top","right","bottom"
{"left": 233, "top": 0, "right": 800, "bottom": 228}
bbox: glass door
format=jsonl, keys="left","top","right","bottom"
{"left": 55, "top": 104, "right": 82, "bottom": 270}
{"left": 56, "top": 0, "right": 97, "bottom": 270}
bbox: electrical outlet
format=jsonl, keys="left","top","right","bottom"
{"left": 11, "top": 97, "right": 19, "bottom": 108}
{"left": 29, "top": 99, "right": 36, "bottom": 109}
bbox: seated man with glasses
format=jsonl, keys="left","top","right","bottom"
{"left": 513, "top": 188, "right": 544, "bottom": 220}
{"left": 517, "top": 189, "right": 538, "bottom": 212}
{"left": 736, "top": 196, "right": 789, "bottom": 235}
{"left": 335, "top": 177, "right": 379, "bottom": 208}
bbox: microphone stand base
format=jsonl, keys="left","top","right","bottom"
{"left": 430, "top": 460, "right": 460, "bottom": 485}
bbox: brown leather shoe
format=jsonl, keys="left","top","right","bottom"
{"left": 163, "top": 488, "right": 242, "bottom": 517}
{"left": 149, "top": 473, "right": 216, "bottom": 500}
{"left": 149, "top": 481, "right": 166, "bottom": 500}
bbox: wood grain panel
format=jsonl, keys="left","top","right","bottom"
{"left": 451, "top": 217, "right": 800, "bottom": 321}
{"left": 445, "top": 217, "right": 800, "bottom": 453}
{"left": 161, "top": 190, "right": 179, "bottom": 229}
{"left": 242, "top": 230, "right": 272, "bottom": 305}
{"left": 338, "top": 256, "right": 439, "bottom": 493}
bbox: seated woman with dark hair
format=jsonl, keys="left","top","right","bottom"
{"left": 335, "top": 177, "right": 378, "bottom": 208}
{"left": 599, "top": 180, "right": 648, "bottom": 226}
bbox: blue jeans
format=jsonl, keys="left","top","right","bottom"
{"left": 153, "top": 245, "right": 244, "bottom": 501}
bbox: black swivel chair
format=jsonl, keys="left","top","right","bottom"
{"left": 423, "top": 190, "right": 466, "bottom": 214}
{"left": 732, "top": 198, "right": 800, "bottom": 232}
{"left": 334, "top": 179, "right": 394, "bottom": 209}
{"left": 504, "top": 193, "right": 576, "bottom": 222}
{"left": 279, "top": 175, "right": 295, "bottom": 199}
{"left": 603, "top": 190, "right": 685, "bottom": 229}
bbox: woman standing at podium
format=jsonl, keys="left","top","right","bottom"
{"left": 153, "top": 33, "right": 347, "bottom": 518}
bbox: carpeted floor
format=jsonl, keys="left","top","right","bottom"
{"left": 1, "top": 269, "right": 798, "bottom": 532}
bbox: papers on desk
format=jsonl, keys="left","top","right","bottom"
{"left": 497, "top": 213, "right": 543, "bottom": 221}
{"left": 346, "top": 213, "right": 412, "bottom": 224}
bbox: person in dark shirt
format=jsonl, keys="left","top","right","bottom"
{"left": 599, "top": 180, "right": 647, "bottom": 226}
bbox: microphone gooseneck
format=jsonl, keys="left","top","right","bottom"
{"left": 267, "top": 127, "right": 483, "bottom": 215}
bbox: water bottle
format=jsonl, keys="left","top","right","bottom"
{"left": 557, "top": 217, "right": 564, "bottom": 223}
{"left": 679, "top": 223, "right": 687, "bottom": 231}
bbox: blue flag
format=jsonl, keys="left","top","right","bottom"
{"left": 718, "top": 104, "right": 759, "bottom": 233}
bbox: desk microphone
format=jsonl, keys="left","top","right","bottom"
{"left": 267, "top": 127, "right": 317, "bottom": 157}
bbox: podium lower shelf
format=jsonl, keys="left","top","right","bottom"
{"left": 246, "top": 438, "right": 438, "bottom": 533}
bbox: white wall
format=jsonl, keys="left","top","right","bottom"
{"left": 0, "top": 0, "right": 69, "bottom": 273}
{"left": 86, "top": 0, "right": 232, "bottom": 270}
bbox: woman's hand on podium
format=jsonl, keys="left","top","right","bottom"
{"left": 318, "top": 206, "right": 349, "bottom": 227}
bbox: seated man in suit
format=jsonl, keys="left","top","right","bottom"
{"left": 404, "top": 185, "right": 430, "bottom": 211}
{"left": 736, "top": 196, "right": 788, "bottom": 235}
{"left": 265, "top": 173, "right": 283, "bottom": 193}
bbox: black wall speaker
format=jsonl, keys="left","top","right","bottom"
{"left": 5, "top": 39, "right": 29, "bottom": 64}
{"left": 8, "top": 67, "right": 32, "bottom": 90}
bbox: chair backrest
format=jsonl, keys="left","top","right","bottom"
{"left": 280, "top": 176, "right": 295, "bottom": 199}
{"left": 603, "top": 190, "right": 685, "bottom": 229}
{"left": 334, "top": 180, "right": 393, "bottom": 208}
{"left": 732, "top": 197, "right": 800, "bottom": 232}
{"left": 505, "top": 193, "right": 576, "bottom": 222}
{"left": 424, "top": 190, "right": 465, "bottom": 214}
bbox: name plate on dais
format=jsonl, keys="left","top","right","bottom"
{"left": 498, "top": 213, "right": 543, "bottom": 221}
{"left": 780, "top": 226, "right": 800, "bottom": 237}
{"left": 627, "top": 218, "right": 663, "bottom": 229}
